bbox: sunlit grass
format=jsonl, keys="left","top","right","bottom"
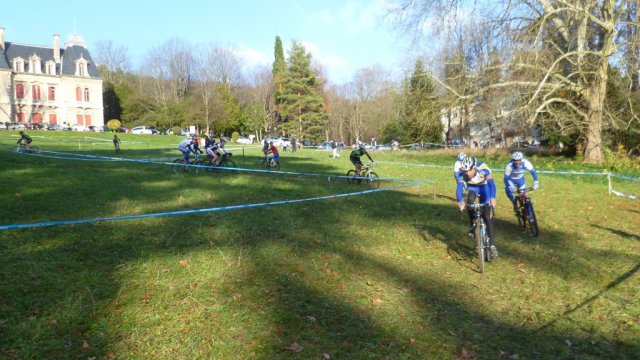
{"left": 0, "top": 133, "right": 638, "bottom": 359}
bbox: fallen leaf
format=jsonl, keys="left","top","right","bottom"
{"left": 371, "top": 297, "right": 383, "bottom": 305}
{"left": 565, "top": 339, "right": 572, "bottom": 346}
{"left": 233, "top": 293, "right": 242, "bottom": 300}
{"left": 15, "top": 193, "right": 21, "bottom": 198}
{"left": 179, "top": 260, "right": 189, "bottom": 268}
{"left": 305, "top": 316, "right": 316, "bottom": 322}
{"left": 28, "top": 316, "right": 36, "bottom": 320}
{"left": 50, "top": 319, "right": 58, "bottom": 325}
{"left": 406, "top": 255, "right": 412, "bottom": 260}
{"left": 410, "top": 338, "right": 416, "bottom": 344}
{"left": 82, "top": 340, "right": 91, "bottom": 349}
{"left": 284, "top": 342, "right": 303, "bottom": 352}
{"left": 322, "top": 353, "right": 331, "bottom": 359}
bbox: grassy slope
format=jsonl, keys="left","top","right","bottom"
{"left": 0, "top": 131, "right": 638, "bottom": 359}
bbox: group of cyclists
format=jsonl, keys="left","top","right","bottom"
{"left": 177, "top": 135, "right": 230, "bottom": 166}
{"left": 454, "top": 151, "right": 540, "bottom": 258}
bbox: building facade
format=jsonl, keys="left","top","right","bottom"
{"left": 0, "top": 27, "right": 103, "bottom": 127}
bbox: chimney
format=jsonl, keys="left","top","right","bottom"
{"left": 53, "top": 33, "right": 60, "bottom": 62}
{"left": 0, "top": 27, "right": 5, "bottom": 51}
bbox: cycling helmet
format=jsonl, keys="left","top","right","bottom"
{"left": 460, "top": 156, "right": 477, "bottom": 171}
{"left": 512, "top": 151, "right": 524, "bottom": 161}
{"left": 457, "top": 152, "right": 467, "bottom": 161}
{"left": 358, "top": 144, "right": 366, "bottom": 150}
{"left": 220, "top": 138, "right": 226, "bottom": 143}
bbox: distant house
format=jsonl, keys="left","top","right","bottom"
{"left": 0, "top": 27, "right": 103, "bottom": 127}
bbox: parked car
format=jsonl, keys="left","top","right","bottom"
{"left": 264, "top": 137, "right": 291, "bottom": 147}
{"left": 408, "top": 143, "right": 423, "bottom": 151}
{"left": 131, "top": 126, "right": 154, "bottom": 134}
{"left": 49, "top": 124, "right": 65, "bottom": 131}
{"left": 72, "top": 124, "right": 90, "bottom": 132}
{"left": 32, "top": 123, "right": 49, "bottom": 130}
{"left": 150, "top": 128, "right": 162, "bottom": 135}
{"left": 7, "top": 122, "right": 27, "bottom": 130}
{"left": 116, "top": 126, "right": 131, "bottom": 133}
{"left": 301, "top": 139, "right": 315, "bottom": 147}
{"left": 318, "top": 141, "right": 346, "bottom": 150}
{"left": 236, "top": 136, "right": 253, "bottom": 144}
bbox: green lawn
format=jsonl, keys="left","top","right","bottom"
{"left": 0, "top": 131, "right": 639, "bottom": 359}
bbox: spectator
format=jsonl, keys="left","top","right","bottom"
{"left": 291, "top": 138, "right": 297, "bottom": 153}
{"left": 113, "top": 135, "right": 121, "bottom": 153}
{"left": 331, "top": 140, "right": 339, "bottom": 158}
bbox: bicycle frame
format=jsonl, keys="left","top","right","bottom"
{"left": 467, "top": 201, "right": 492, "bottom": 272}
{"left": 513, "top": 187, "right": 538, "bottom": 236}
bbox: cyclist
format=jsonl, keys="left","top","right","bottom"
{"left": 456, "top": 156, "right": 498, "bottom": 258}
{"left": 177, "top": 136, "right": 200, "bottom": 165}
{"left": 267, "top": 141, "right": 280, "bottom": 166}
{"left": 209, "top": 138, "right": 227, "bottom": 166}
{"left": 17, "top": 130, "right": 32, "bottom": 146}
{"left": 453, "top": 152, "right": 467, "bottom": 180}
{"left": 504, "top": 151, "right": 539, "bottom": 214}
{"left": 350, "top": 144, "right": 374, "bottom": 176}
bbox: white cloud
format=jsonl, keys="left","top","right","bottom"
{"left": 309, "top": 0, "right": 387, "bottom": 35}
{"left": 234, "top": 44, "right": 271, "bottom": 69}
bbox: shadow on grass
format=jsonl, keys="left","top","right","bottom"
{"left": 1, "top": 149, "right": 639, "bottom": 359}
{"left": 591, "top": 224, "right": 640, "bottom": 241}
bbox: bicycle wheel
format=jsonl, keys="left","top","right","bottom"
{"left": 269, "top": 159, "right": 280, "bottom": 170}
{"left": 366, "top": 171, "right": 380, "bottom": 188}
{"left": 172, "top": 159, "right": 185, "bottom": 174}
{"left": 482, "top": 224, "right": 492, "bottom": 263}
{"left": 221, "top": 159, "right": 237, "bottom": 169}
{"left": 515, "top": 198, "right": 524, "bottom": 227}
{"left": 346, "top": 170, "right": 360, "bottom": 184}
{"left": 27, "top": 146, "right": 40, "bottom": 154}
{"left": 475, "top": 221, "right": 485, "bottom": 273}
{"left": 257, "top": 157, "right": 266, "bottom": 167}
{"left": 526, "top": 201, "right": 539, "bottom": 237}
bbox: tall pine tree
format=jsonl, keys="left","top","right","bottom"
{"left": 272, "top": 36, "right": 286, "bottom": 125}
{"left": 400, "top": 59, "right": 442, "bottom": 143}
{"left": 277, "top": 41, "right": 327, "bottom": 142}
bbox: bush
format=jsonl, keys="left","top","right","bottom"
{"left": 106, "top": 119, "right": 121, "bottom": 132}
{"left": 231, "top": 131, "right": 240, "bottom": 142}
{"left": 172, "top": 126, "right": 182, "bottom": 135}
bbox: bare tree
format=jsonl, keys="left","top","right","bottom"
{"left": 389, "top": 0, "right": 640, "bottom": 163}
{"left": 93, "top": 40, "right": 131, "bottom": 84}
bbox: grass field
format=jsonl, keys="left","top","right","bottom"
{"left": 0, "top": 131, "right": 639, "bottom": 359}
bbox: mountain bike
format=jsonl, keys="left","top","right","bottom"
{"left": 17, "top": 143, "right": 40, "bottom": 155}
{"left": 256, "top": 154, "right": 280, "bottom": 170}
{"left": 466, "top": 201, "right": 493, "bottom": 273}
{"left": 513, "top": 187, "right": 539, "bottom": 237}
{"left": 346, "top": 163, "right": 379, "bottom": 187}
{"left": 172, "top": 152, "right": 204, "bottom": 174}
{"left": 216, "top": 152, "right": 237, "bottom": 169}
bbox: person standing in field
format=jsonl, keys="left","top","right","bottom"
{"left": 113, "top": 135, "right": 121, "bottom": 153}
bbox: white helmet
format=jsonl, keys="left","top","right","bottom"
{"left": 460, "top": 156, "right": 477, "bottom": 171}
{"left": 512, "top": 151, "right": 524, "bottom": 161}
{"left": 457, "top": 152, "right": 467, "bottom": 161}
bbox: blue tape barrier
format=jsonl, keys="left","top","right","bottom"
{"left": 377, "top": 160, "right": 640, "bottom": 181}
{"left": 13, "top": 149, "right": 429, "bottom": 183}
{"left": 0, "top": 182, "right": 420, "bottom": 230}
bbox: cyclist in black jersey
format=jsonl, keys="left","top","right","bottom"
{"left": 349, "top": 144, "right": 374, "bottom": 176}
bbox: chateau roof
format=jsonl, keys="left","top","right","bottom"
{"left": 0, "top": 39, "right": 100, "bottom": 77}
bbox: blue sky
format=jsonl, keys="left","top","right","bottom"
{"left": 1, "top": 0, "right": 416, "bottom": 84}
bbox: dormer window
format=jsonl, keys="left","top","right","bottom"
{"left": 29, "top": 55, "right": 42, "bottom": 74}
{"left": 75, "top": 56, "right": 88, "bottom": 77}
{"left": 12, "top": 58, "right": 25, "bottom": 72}
{"left": 46, "top": 61, "right": 56, "bottom": 75}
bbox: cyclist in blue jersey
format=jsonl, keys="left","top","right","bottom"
{"left": 504, "top": 151, "right": 539, "bottom": 213}
{"left": 453, "top": 152, "right": 467, "bottom": 180}
{"left": 456, "top": 156, "right": 498, "bottom": 258}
